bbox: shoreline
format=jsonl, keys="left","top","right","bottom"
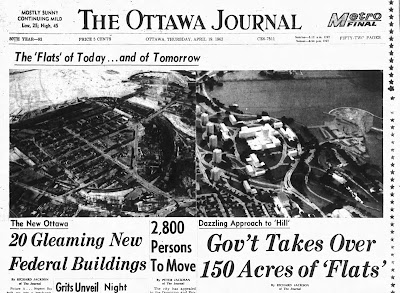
{"left": 199, "top": 72, "right": 383, "bottom": 169}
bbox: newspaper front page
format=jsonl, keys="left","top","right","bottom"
{"left": 0, "top": 0, "right": 399, "bottom": 292}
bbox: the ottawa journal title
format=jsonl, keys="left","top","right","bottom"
{"left": 76, "top": 9, "right": 303, "bottom": 31}
{"left": 8, "top": 229, "right": 388, "bottom": 279}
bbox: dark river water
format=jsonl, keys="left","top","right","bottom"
{"left": 208, "top": 70, "right": 383, "bottom": 126}
{"left": 208, "top": 70, "right": 383, "bottom": 168}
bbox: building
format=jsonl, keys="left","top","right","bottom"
{"left": 83, "top": 189, "right": 131, "bottom": 206}
{"left": 125, "top": 187, "right": 144, "bottom": 208}
{"left": 243, "top": 180, "right": 252, "bottom": 193}
{"left": 254, "top": 170, "right": 266, "bottom": 177}
{"left": 246, "top": 153, "right": 265, "bottom": 168}
{"left": 239, "top": 125, "right": 263, "bottom": 139}
{"left": 114, "top": 108, "right": 133, "bottom": 119}
{"left": 273, "top": 121, "right": 283, "bottom": 129}
{"left": 277, "top": 192, "right": 290, "bottom": 208}
{"left": 287, "top": 149, "right": 298, "bottom": 158}
{"left": 262, "top": 116, "right": 271, "bottom": 122}
{"left": 280, "top": 127, "right": 297, "bottom": 141}
{"left": 136, "top": 201, "right": 153, "bottom": 212}
{"left": 332, "top": 173, "right": 347, "bottom": 185}
{"left": 229, "top": 114, "right": 237, "bottom": 125}
{"left": 195, "top": 105, "right": 201, "bottom": 115}
{"left": 12, "top": 147, "right": 36, "bottom": 166}
{"left": 243, "top": 180, "right": 257, "bottom": 194}
{"left": 212, "top": 148, "right": 222, "bottom": 163}
{"left": 245, "top": 165, "right": 255, "bottom": 176}
{"left": 221, "top": 132, "right": 230, "bottom": 141}
{"left": 239, "top": 124, "right": 281, "bottom": 151}
{"left": 331, "top": 208, "right": 352, "bottom": 218}
{"left": 211, "top": 167, "right": 222, "bottom": 182}
{"left": 273, "top": 195, "right": 290, "bottom": 218}
{"left": 244, "top": 165, "right": 265, "bottom": 177}
{"left": 135, "top": 201, "right": 144, "bottom": 211}
{"left": 206, "top": 122, "right": 215, "bottom": 135}
{"left": 220, "top": 123, "right": 229, "bottom": 133}
{"left": 201, "top": 113, "right": 209, "bottom": 126}
{"left": 257, "top": 115, "right": 271, "bottom": 123}
{"left": 208, "top": 135, "right": 218, "bottom": 149}
{"left": 195, "top": 119, "right": 202, "bottom": 128}
{"left": 219, "top": 123, "right": 230, "bottom": 141}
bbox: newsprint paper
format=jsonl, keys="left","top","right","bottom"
{"left": 0, "top": 0, "right": 399, "bottom": 292}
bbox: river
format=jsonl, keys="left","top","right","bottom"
{"left": 208, "top": 70, "right": 383, "bottom": 126}
{"left": 208, "top": 70, "right": 383, "bottom": 168}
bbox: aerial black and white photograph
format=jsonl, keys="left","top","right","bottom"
{"left": 9, "top": 70, "right": 384, "bottom": 218}
{"left": 9, "top": 70, "right": 196, "bottom": 217}
{"left": 195, "top": 70, "right": 383, "bottom": 218}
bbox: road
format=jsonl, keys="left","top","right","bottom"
{"left": 64, "top": 126, "right": 171, "bottom": 199}
{"left": 283, "top": 159, "right": 327, "bottom": 217}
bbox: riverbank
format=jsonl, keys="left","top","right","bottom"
{"left": 203, "top": 70, "right": 383, "bottom": 169}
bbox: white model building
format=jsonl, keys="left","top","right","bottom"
{"left": 212, "top": 148, "right": 222, "bottom": 163}
{"left": 261, "top": 116, "right": 271, "bottom": 122}
{"left": 229, "top": 114, "right": 237, "bottom": 125}
{"left": 206, "top": 122, "right": 215, "bottom": 135}
{"left": 287, "top": 149, "right": 298, "bottom": 158}
{"left": 200, "top": 113, "right": 209, "bottom": 126}
{"left": 254, "top": 170, "right": 266, "bottom": 177}
{"left": 208, "top": 135, "right": 218, "bottom": 149}
{"left": 273, "top": 121, "right": 283, "bottom": 129}
{"left": 332, "top": 173, "right": 347, "bottom": 185}
{"left": 245, "top": 165, "right": 256, "bottom": 176}
{"left": 219, "top": 123, "right": 230, "bottom": 141}
{"left": 195, "top": 105, "right": 201, "bottom": 115}
{"left": 243, "top": 180, "right": 257, "bottom": 194}
{"left": 211, "top": 167, "right": 222, "bottom": 182}
{"left": 246, "top": 153, "right": 265, "bottom": 168}
{"left": 243, "top": 180, "right": 252, "bottom": 193}
{"left": 331, "top": 208, "right": 352, "bottom": 218}
{"left": 220, "top": 123, "right": 229, "bottom": 133}
{"left": 273, "top": 196, "right": 290, "bottom": 218}
{"left": 239, "top": 126, "right": 263, "bottom": 139}
{"left": 221, "top": 132, "right": 230, "bottom": 141}
{"left": 239, "top": 124, "right": 281, "bottom": 151}
{"left": 280, "top": 127, "right": 297, "bottom": 141}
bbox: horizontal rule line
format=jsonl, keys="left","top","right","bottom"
{"left": 10, "top": 227, "right": 69, "bottom": 230}
{"left": 6, "top": 32, "right": 331, "bottom": 35}
{"left": 14, "top": 64, "right": 199, "bottom": 67}
{"left": 8, "top": 29, "right": 381, "bottom": 34}
{"left": 199, "top": 227, "right": 290, "bottom": 229}
{"left": 8, "top": 42, "right": 385, "bottom": 46}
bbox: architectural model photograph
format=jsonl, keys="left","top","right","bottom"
{"left": 195, "top": 70, "right": 383, "bottom": 218}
